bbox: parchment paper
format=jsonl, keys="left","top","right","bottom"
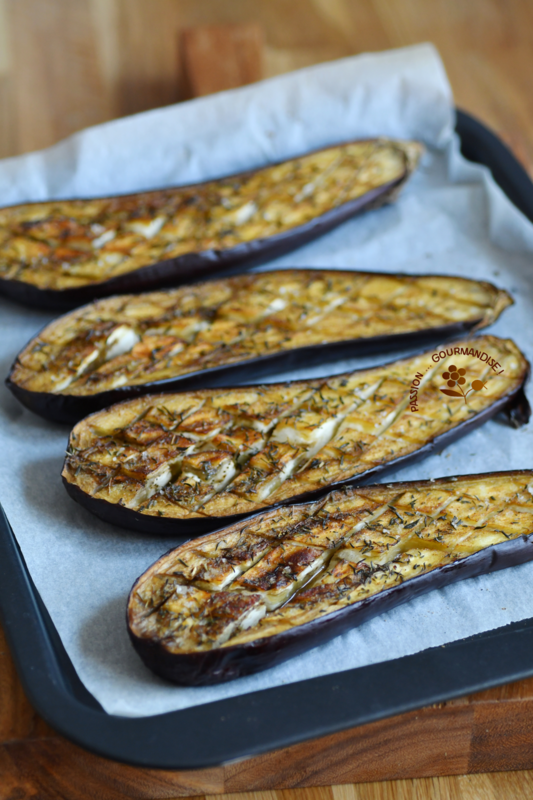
{"left": 2, "top": 43, "right": 533, "bottom": 718}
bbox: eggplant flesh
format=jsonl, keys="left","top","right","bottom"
{"left": 8, "top": 269, "right": 512, "bottom": 423}
{"left": 128, "top": 470, "right": 533, "bottom": 685}
{"left": 0, "top": 139, "right": 421, "bottom": 308}
{"left": 62, "top": 334, "right": 530, "bottom": 535}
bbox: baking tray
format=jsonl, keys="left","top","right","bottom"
{"left": 2, "top": 109, "right": 533, "bottom": 770}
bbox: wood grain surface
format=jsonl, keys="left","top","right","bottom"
{"left": 1, "top": 0, "right": 533, "bottom": 173}
{"left": 181, "top": 23, "right": 264, "bottom": 98}
{"left": 2, "top": 2, "right": 533, "bottom": 798}
{"left": 4, "top": 619, "right": 533, "bottom": 800}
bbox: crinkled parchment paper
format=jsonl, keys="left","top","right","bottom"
{"left": 2, "top": 44, "right": 533, "bottom": 717}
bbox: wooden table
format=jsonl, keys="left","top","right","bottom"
{"left": 2, "top": 0, "right": 533, "bottom": 174}
{"left": 2, "top": 2, "right": 533, "bottom": 797}
{"left": 4, "top": 619, "right": 533, "bottom": 799}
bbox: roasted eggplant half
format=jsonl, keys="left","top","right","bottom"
{"left": 62, "top": 334, "right": 530, "bottom": 536}
{"left": 0, "top": 139, "right": 422, "bottom": 309}
{"left": 128, "top": 469, "right": 533, "bottom": 685}
{"left": 8, "top": 269, "right": 513, "bottom": 423}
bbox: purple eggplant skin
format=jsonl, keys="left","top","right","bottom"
{"left": 0, "top": 178, "right": 403, "bottom": 312}
{"left": 127, "top": 470, "right": 533, "bottom": 686}
{"left": 6, "top": 317, "right": 500, "bottom": 426}
{"left": 62, "top": 382, "right": 531, "bottom": 538}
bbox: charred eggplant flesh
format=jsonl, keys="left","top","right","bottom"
{"left": 128, "top": 470, "right": 533, "bottom": 684}
{"left": 62, "top": 334, "right": 530, "bottom": 535}
{"left": 0, "top": 140, "right": 421, "bottom": 307}
{"left": 8, "top": 269, "right": 512, "bottom": 422}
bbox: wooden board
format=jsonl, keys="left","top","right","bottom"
{"left": 3, "top": 621, "right": 533, "bottom": 799}
{"left": 1, "top": 0, "right": 533, "bottom": 175}
{"left": 181, "top": 23, "right": 264, "bottom": 98}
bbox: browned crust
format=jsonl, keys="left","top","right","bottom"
{"left": 7, "top": 269, "right": 513, "bottom": 423}
{"left": 60, "top": 334, "right": 530, "bottom": 535}
{"left": 0, "top": 139, "right": 423, "bottom": 307}
{"left": 127, "top": 469, "right": 533, "bottom": 684}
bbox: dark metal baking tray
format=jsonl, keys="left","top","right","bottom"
{"left": 1, "top": 108, "right": 533, "bottom": 770}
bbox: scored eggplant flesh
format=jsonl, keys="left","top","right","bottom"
{"left": 128, "top": 470, "right": 533, "bottom": 684}
{"left": 0, "top": 139, "right": 421, "bottom": 305}
{"left": 7, "top": 269, "right": 513, "bottom": 422}
{"left": 62, "top": 334, "right": 530, "bottom": 535}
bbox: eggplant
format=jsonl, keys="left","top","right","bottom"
{"left": 62, "top": 334, "right": 530, "bottom": 536}
{"left": 0, "top": 139, "right": 422, "bottom": 310}
{"left": 127, "top": 469, "right": 533, "bottom": 685}
{"left": 7, "top": 269, "right": 513, "bottom": 424}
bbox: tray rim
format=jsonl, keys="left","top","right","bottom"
{"left": 2, "top": 108, "right": 533, "bottom": 770}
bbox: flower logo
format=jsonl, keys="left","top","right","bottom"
{"left": 440, "top": 365, "right": 487, "bottom": 403}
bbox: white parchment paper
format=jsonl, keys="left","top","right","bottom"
{"left": 2, "top": 43, "right": 533, "bottom": 718}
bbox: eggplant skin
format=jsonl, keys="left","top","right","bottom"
{"left": 7, "top": 269, "right": 513, "bottom": 424}
{"left": 127, "top": 470, "right": 533, "bottom": 685}
{"left": 0, "top": 139, "right": 422, "bottom": 309}
{"left": 62, "top": 334, "right": 530, "bottom": 536}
